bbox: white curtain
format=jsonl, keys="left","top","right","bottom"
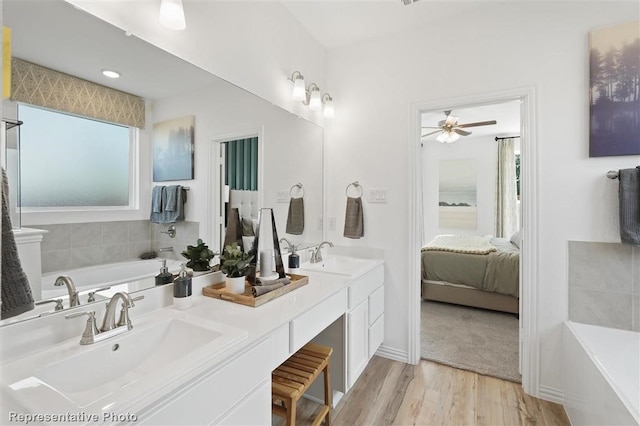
{"left": 496, "top": 138, "right": 517, "bottom": 238}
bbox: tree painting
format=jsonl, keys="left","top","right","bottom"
{"left": 589, "top": 21, "right": 640, "bottom": 157}
{"left": 153, "top": 116, "right": 195, "bottom": 181}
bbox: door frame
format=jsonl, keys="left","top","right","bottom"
{"left": 208, "top": 127, "right": 264, "bottom": 254}
{"left": 407, "top": 87, "right": 539, "bottom": 396}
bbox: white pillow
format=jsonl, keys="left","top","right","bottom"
{"left": 242, "top": 236, "right": 255, "bottom": 253}
{"left": 510, "top": 230, "right": 521, "bottom": 249}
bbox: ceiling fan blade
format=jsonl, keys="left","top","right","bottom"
{"left": 421, "top": 130, "right": 442, "bottom": 138}
{"left": 457, "top": 120, "right": 497, "bottom": 128}
{"left": 453, "top": 129, "right": 471, "bottom": 136}
{"left": 421, "top": 126, "right": 442, "bottom": 129}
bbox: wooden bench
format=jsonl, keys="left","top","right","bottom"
{"left": 272, "top": 342, "right": 333, "bottom": 426}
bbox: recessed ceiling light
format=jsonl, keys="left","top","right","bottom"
{"left": 102, "top": 69, "right": 120, "bottom": 79}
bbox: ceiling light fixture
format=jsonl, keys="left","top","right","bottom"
{"left": 101, "top": 69, "right": 120, "bottom": 79}
{"left": 159, "top": 0, "right": 186, "bottom": 31}
{"left": 436, "top": 130, "right": 460, "bottom": 143}
{"left": 288, "top": 71, "right": 335, "bottom": 118}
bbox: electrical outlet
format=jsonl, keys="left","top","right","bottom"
{"left": 329, "top": 217, "right": 336, "bottom": 230}
{"left": 318, "top": 217, "right": 324, "bottom": 230}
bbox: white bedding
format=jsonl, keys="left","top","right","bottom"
{"left": 422, "top": 234, "right": 497, "bottom": 255}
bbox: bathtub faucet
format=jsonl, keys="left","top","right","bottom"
{"left": 54, "top": 275, "right": 80, "bottom": 307}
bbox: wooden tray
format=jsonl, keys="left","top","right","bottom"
{"left": 202, "top": 273, "right": 309, "bottom": 307}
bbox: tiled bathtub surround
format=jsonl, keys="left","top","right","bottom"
{"left": 150, "top": 221, "right": 200, "bottom": 262}
{"left": 36, "top": 221, "right": 151, "bottom": 273}
{"left": 568, "top": 241, "right": 640, "bottom": 331}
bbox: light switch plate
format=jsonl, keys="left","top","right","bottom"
{"left": 367, "top": 188, "right": 388, "bottom": 203}
{"left": 277, "top": 190, "right": 289, "bottom": 203}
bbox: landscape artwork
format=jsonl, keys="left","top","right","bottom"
{"left": 153, "top": 116, "right": 195, "bottom": 181}
{"left": 439, "top": 159, "right": 477, "bottom": 230}
{"left": 589, "top": 20, "right": 640, "bottom": 157}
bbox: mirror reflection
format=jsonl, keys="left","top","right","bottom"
{"left": 2, "top": 0, "right": 324, "bottom": 325}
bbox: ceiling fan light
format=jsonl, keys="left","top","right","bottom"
{"left": 436, "top": 132, "right": 448, "bottom": 143}
{"left": 447, "top": 132, "right": 460, "bottom": 143}
{"left": 159, "top": 0, "right": 186, "bottom": 30}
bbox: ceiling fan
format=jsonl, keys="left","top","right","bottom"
{"left": 422, "top": 110, "right": 497, "bottom": 143}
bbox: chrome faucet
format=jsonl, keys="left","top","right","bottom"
{"left": 101, "top": 292, "right": 137, "bottom": 332}
{"left": 65, "top": 291, "right": 144, "bottom": 345}
{"left": 54, "top": 275, "right": 80, "bottom": 307}
{"left": 279, "top": 238, "right": 295, "bottom": 253}
{"left": 311, "top": 241, "right": 334, "bottom": 263}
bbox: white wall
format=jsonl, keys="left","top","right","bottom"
{"left": 422, "top": 135, "right": 498, "bottom": 243}
{"left": 66, "top": 0, "right": 327, "bottom": 125}
{"left": 325, "top": 2, "right": 639, "bottom": 397}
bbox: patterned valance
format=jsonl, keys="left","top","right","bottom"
{"left": 11, "top": 58, "right": 145, "bottom": 128}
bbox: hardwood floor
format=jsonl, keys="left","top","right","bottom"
{"left": 274, "top": 356, "right": 569, "bottom": 426}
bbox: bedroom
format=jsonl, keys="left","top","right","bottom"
{"left": 419, "top": 100, "right": 523, "bottom": 382}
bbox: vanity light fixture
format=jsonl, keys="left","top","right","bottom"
{"left": 322, "top": 94, "right": 334, "bottom": 118}
{"left": 308, "top": 84, "right": 322, "bottom": 110}
{"left": 288, "top": 71, "right": 335, "bottom": 118}
{"left": 159, "top": 0, "right": 186, "bottom": 31}
{"left": 101, "top": 69, "right": 120, "bottom": 79}
{"left": 290, "top": 71, "right": 306, "bottom": 101}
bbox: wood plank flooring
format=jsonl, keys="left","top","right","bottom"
{"left": 273, "top": 356, "right": 569, "bottom": 426}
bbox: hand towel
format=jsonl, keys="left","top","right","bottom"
{"left": 286, "top": 197, "right": 304, "bottom": 235}
{"left": 252, "top": 282, "right": 284, "bottom": 297}
{"left": 255, "top": 277, "right": 291, "bottom": 286}
{"left": 619, "top": 167, "right": 640, "bottom": 245}
{"left": 343, "top": 196, "right": 364, "bottom": 239}
{"left": 150, "top": 186, "right": 165, "bottom": 223}
{"left": 161, "top": 186, "right": 186, "bottom": 223}
{"left": 1, "top": 168, "right": 35, "bottom": 320}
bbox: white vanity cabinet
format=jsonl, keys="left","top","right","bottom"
{"left": 346, "top": 265, "right": 384, "bottom": 389}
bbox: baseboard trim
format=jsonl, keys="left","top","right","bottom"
{"left": 375, "top": 345, "right": 409, "bottom": 363}
{"left": 539, "top": 385, "right": 564, "bottom": 405}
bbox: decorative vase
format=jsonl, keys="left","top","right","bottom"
{"left": 225, "top": 275, "right": 246, "bottom": 294}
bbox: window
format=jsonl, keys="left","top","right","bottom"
{"left": 18, "top": 104, "right": 135, "bottom": 209}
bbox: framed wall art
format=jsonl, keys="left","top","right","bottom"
{"left": 153, "top": 115, "right": 195, "bottom": 181}
{"left": 589, "top": 21, "right": 640, "bottom": 157}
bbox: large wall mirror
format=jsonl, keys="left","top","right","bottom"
{"left": 2, "top": 0, "right": 324, "bottom": 325}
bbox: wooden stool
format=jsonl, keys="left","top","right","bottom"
{"left": 272, "top": 342, "right": 333, "bottom": 426}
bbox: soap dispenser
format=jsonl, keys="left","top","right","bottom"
{"left": 155, "top": 259, "right": 174, "bottom": 286}
{"left": 288, "top": 245, "right": 300, "bottom": 270}
{"left": 173, "top": 263, "right": 192, "bottom": 310}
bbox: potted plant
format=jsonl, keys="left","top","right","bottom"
{"left": 181, "top": 239, "right": 218, "bottom": 272}
{"left": 220, "top": 242, "right": 254, "bottom": 293}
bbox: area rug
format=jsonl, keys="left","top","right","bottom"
{"left": 421, "top": 300, "right": 521, "bottom": 383}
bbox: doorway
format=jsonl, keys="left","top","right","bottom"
{"left": 408, "top": 87, "right": 539, "bottom": 395}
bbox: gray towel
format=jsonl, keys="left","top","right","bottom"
{"left": 150, "top": 186, "right": 166, "bottom": 223}
{"left": 343, "top": 196, "right": 364, "bottom": 239}
{"left": 255, "top": 277, "right": 291, "bottom": 286}
{"left": 154, "top": 186, "right": 186, "bottom": 224}
{"left": 286, "top": 197, "right": 304, "bottom": 235}
{"left": 619, "top": 167, "right": 640, "bottom": 245}
{"left": 252, "top": 282, "right": 284, "bottom": 297}
{"left": 1, "top": 168, "right": 35, "bottom": 320}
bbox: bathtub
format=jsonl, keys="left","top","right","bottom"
{"left": 563, "top": 321, "right": 639, "bottom": 426}
{"left": 41, "top": 259, "right": 182, "bottom": 301}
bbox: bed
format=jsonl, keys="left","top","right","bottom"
{"left": 421, "top": 234, "right": 520, "bottom": 314}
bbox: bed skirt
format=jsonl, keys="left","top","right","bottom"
{"left": 421, "top": 279, "right": 519, "bottom": 314}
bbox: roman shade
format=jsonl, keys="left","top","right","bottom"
{"left": 11, "top": 58, "right": 145, "bottom": 128}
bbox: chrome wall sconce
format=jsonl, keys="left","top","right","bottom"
{"left": 288, "top": 71, "right": 335, "bottom": 118}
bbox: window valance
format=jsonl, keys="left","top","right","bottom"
{"left": 11, "top": 58, "right": 145, "bottom": 128}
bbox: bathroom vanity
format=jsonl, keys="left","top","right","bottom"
{"left": 0, "top": 252, "right": 384, "bottom": 425}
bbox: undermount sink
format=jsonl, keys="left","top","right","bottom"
{"left": 2, "top": 310, "right": 247, "bottom": 412}
{"left": 299, "top": 256, "right": 376, "bottom": 277}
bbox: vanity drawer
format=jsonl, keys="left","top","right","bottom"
{"left": 368, "top": 313, "right": 384, "bottom": 359}
{"left": 138, "top": 337, "right": 271, "bottom": 425}
{"left": 368, "top": 285, "right": 384, "bottom": 327}
{"left": 348, "top": 265, "right": 384, "bottom": 309}
{"left": 290, "top": 288, "right": 346, "bottom": 353}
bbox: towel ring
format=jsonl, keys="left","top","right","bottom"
{"left": 289, "top": 183, "right": 305, "bottom": 198}
{"left": 345, "top": 181, "right": 363, "bottom": 197}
